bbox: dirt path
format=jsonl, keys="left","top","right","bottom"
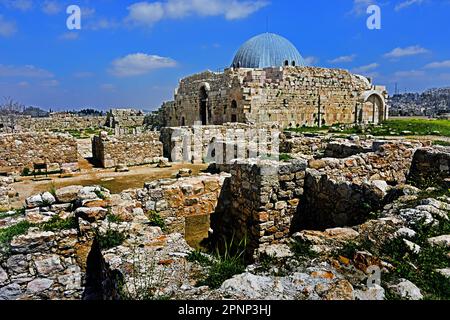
{"left": 10, "top": 163, "right": 208, "bottom": 209}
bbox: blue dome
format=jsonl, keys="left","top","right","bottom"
{"left": 232, "top": 33, "right": 306, "bottom": 69}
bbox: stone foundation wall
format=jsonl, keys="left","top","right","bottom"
{"left": 0, "top": 115, "right": 106, "bottom": 133}
{"left": 294, "top": 142, "right": 423, "bottom": 230}
{"left": 280, "top": 134, "right": 328, "bottom": 156}
{"left": 0, "top": 132, "right": 79, "bottom": 174}
{"left": 308, "top": 141, "right": 421, "bottom": 185}
{"left": 0, "top": 177, "right": 15, "bottom": 211}
{"left": 408, "top": 147, "right": 450, "bottom": 188}
{"left": 128, "top": 173, "right": 229, "bottom": 247}
{"left": 92, "top": 132, "right": 163, "bottom": 168}
{"left": 161, "top": 123, "right": 280, "bottom": 163}
{"left": 211, "top": 159, "right": 308, "bottom": 256}
{"left": 323, "top": 140, "right": 373, "bottom": 158}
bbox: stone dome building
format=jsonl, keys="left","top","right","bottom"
{"left": 152, "top": 33, "right": 388, "bottom": 128}
{"left": 232, "top": 33, "right": 306, "bottom": 69}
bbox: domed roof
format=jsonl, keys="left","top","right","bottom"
{"left": 231, "top": 33, "right": 306, "bottom": 69}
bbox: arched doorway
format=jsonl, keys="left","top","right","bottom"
{"left": 366, "top": 94, "right": 384, "bottom": 124}
{"left": 199, "top": 86, "right": 208, "bottom": 125}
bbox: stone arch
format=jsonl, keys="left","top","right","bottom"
{"left": 360, "top": 91, "right": 386, "bottom": 124}
{"left": 199, "top": 83, "right": 210, "bottom": 125}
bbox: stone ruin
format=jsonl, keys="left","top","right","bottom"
{"left": 92, "top": 131, "right": 163, "bottom": 168}
{"left": 0, "top": 132, "right": 79, "bottom": 174}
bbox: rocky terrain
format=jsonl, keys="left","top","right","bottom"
{"left": 0, "top": 141, "right": 448, "bottom": 300}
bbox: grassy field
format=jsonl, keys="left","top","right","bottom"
{"left": 287, "top": 119, "right": 450, "bottom": 138}
{"left": 369, "top": 119, "right": 450, "bottom": 137}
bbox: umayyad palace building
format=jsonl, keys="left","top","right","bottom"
{"left": 153, "top": 33, "right": 388, "bottom": 128}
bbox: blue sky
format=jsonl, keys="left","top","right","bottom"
{"left": 0, "top": 0, "right": 450, "bottom": 111}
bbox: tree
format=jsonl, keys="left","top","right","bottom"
{"left": 0, "top": 97, "right": 25, "bottom": 132}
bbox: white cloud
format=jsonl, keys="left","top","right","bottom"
{"left": 110, "top": 53, "right": 177, "bottom": 77}
{"left": 86, "top": 18, "right": 120, "bottom": 30}
{"left": 304, "top": 56, "right": 319, "bottom": 65}
{"left": 349, "top": 0, "right": 377, "bottom": 16}
{"left": 0, "top": 64, "right": 54, "bottom": 78}
{"left": 395, "top": 0, "right": 424, "bottom": 11}
{"left": 42, "top": 1, "right": 61, "bottom": 15}
{"left": 1, "top": 0, "right": 33, "bottom": 11}
{"left": 424, "top": 60, "right": 450, "bottom": 69}
{"left": 352, "top": 63, "right": 379, "bottom": 74}
{"left": 328, "top": 54, "right": 357, "bottom": 64}
{"left": 0, "top": 15, "right": 16, "bottom": 37}
{"left": 384, "top": 45, "right": 429, "bottom": 58}
{"left": 125, "top": 0, "right": 269, "bottom": 27}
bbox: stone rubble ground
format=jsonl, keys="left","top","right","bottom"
{"left": 0, "top": 136, "right": 449, "bottom": 301}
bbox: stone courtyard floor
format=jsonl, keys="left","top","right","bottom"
{"left": 9, "top": 163, "right": 208, "bottom": 209}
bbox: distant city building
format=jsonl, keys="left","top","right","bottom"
{"left": 389, "top": 87, "right": 450, "bottom": 117}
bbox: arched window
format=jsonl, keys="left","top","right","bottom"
{"left": 231, "top": 100, "right": 237, "bottom": 109}
{"left": 292, "top": 61, "right": 296, "bottom": 66}
{"left": 199, "top": 86, "right": 208, "bottom": 125}
{"left": 284, "top": 60, "right": 289, "bottom": 66}
{"left": 181, "top": 117, "right": 185, "bottom": 126}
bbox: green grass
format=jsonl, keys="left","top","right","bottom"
{"left": 0, "top": 208, "right": 24, "bottom": 220}
{"left": 381, "top": 237, "right": 450, "bottom": 300}
{"left": 279, "top": 153, "right": 294, "bottom": 162}
{"left": 196, "top": 236, "right": 247, "bottom": 289}
{"left": 97, "top": 229, "right": 125, "bottom": 250}
{"left": 147, "top": 211, "right": 166, "bottom": 231}
{"left": 187, "top": 250, "right": 213, "bottom": 266}
{"left": 107, "top": 214, "right": 125, "bottom": 223}
{"left": 40, "top": 216, "right": 78, "bottom": 232}
{"left": 290, "top": 239, "right": 319, "bottom": 259}
{"left": 0, "top": 221, "right": 32, "bottom": 251}
{"left": 434, "top": 140, "right": 450, "bottom": 147}
{"left": 338, "top": 119, "right": 450, "bottom": 137}
{"left": 286, "top": 126, "right": 330, "bottom": 134}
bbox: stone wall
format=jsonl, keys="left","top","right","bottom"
{"left": 294, "top": 142, "right": 422, "bottom": 230}
{"left": 160, "top": 123, "right": 280, "bottom": 163}
{"left": 153, "top": 66, "right": 388, "bottom": 128}
{"left": 129, "top": 173, "right": 229, "bottom": 247}
{"left": 0, "top": 132, "right": 79, "bottom": 174}
{"left": 211, "top": 159, "right": 308, "bottom": 257}
{"left": 408, "top": 147, "right": 450, "bottom": 188}
{"left": 105, "top": 109, "right": 145, "bottom": 129}
{"left": 92, "top": 132, "right": 163, "bottom": 168}
{"left": 0, "top": 177, "right": 15, "bottom": 211}
{"left": 0, "top": 115, "right": 106, "bottom": 133}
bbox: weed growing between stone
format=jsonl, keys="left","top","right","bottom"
{"left": 98, "top": 229, "right": 125, "bottom": 250}
{"left": 41, "top": 216, "right": 78, "bottom": 232}
{"left": 106, "top": 214, "right": 125, "bottom": 224}
{"left": 147, "top": 211, "right": 166, "bottom": 231}
{"left": 117, "top": 247, "right": 167, "bottom": 300}
{"left": 0, "top": 221, "right": 32, "bottom": 251}
{"left": 290, "top": 239, "right": 319, "bottom": 259}
{"left": 194, "top": 235, "right": 247, "bottom": 289}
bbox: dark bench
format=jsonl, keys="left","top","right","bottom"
{"left": 33, "top": 163, "right": 48, "bottom": 178}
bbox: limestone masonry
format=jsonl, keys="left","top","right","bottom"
{"left": 0, "top": 132, "right": 79, "bottom": 174}
{"left": 151, "top": 67, "right": 387, "bottom": 129}
{"left": 92, "top": 131, "right": 163, "bottom": 168}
